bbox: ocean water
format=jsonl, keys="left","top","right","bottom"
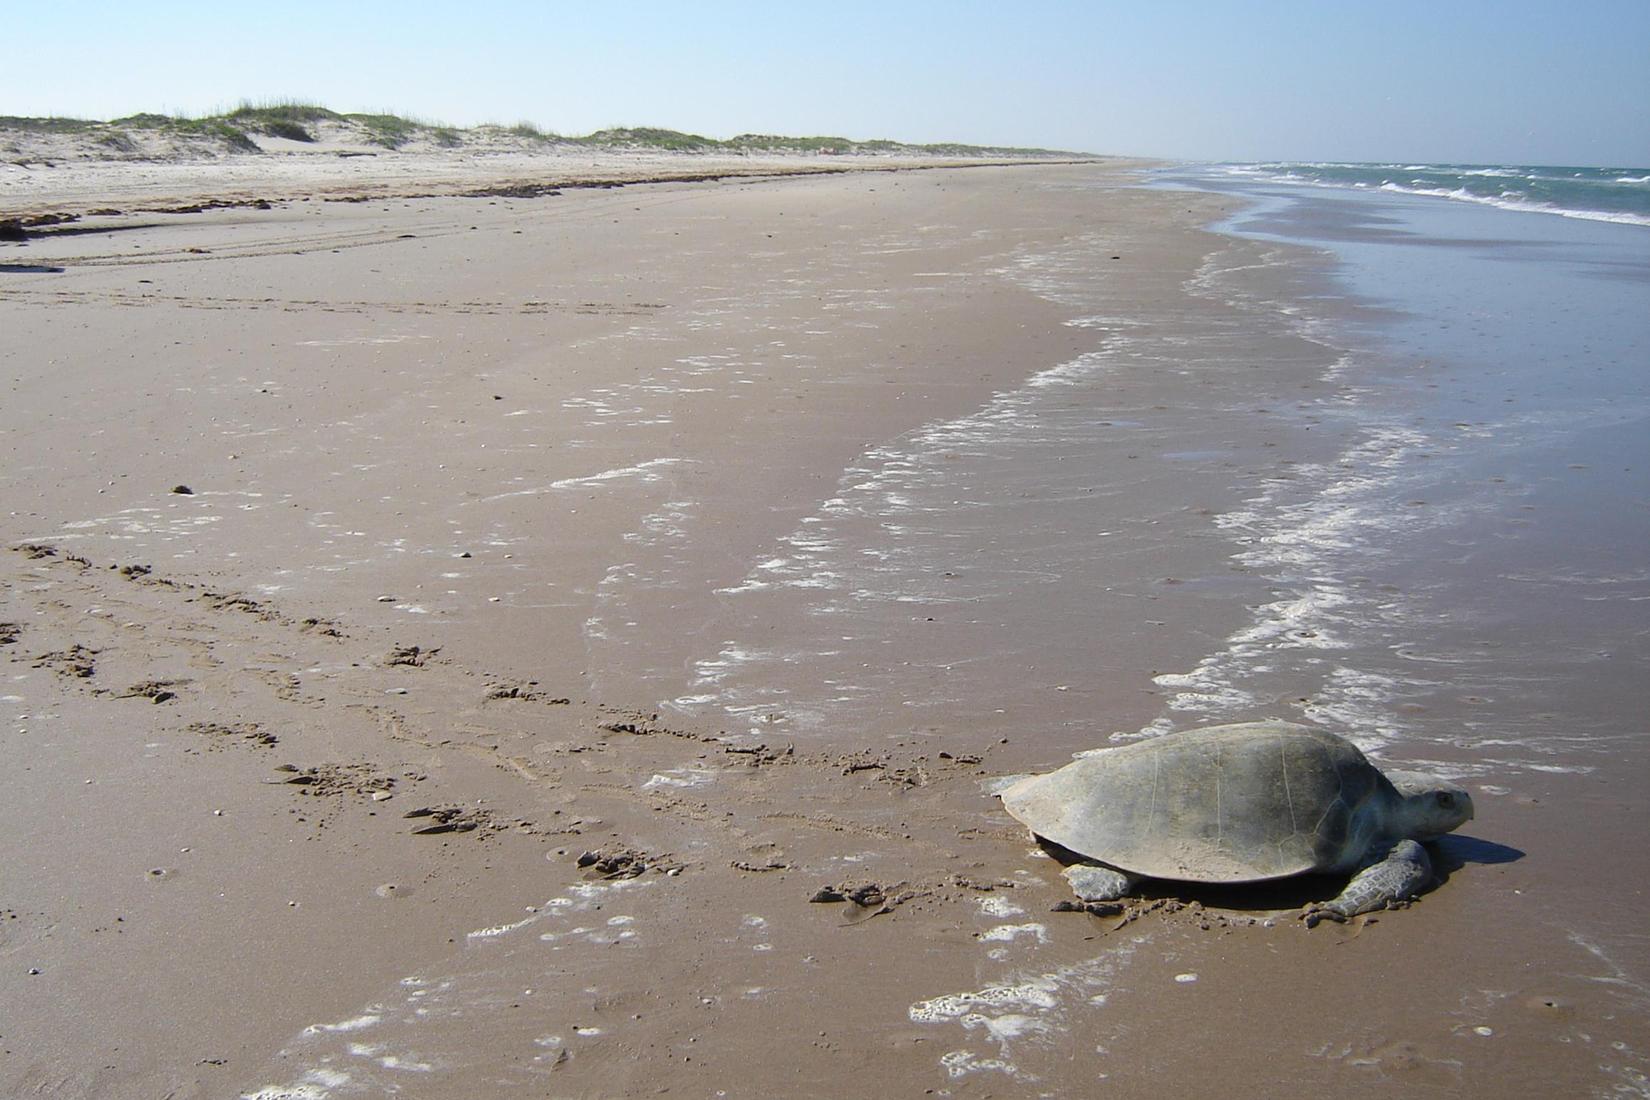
{"left": 651, "top": 163, "right": 1650, "bottom": 784}
{"left": 1218, "top": 161, "right": 1650, "bottom": 227}
{"left": 1141, "top": 165, "right": 1650, "bottom": 783}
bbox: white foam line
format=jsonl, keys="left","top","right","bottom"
{"left": 977, "top": 897, "right": 1026, "bottom": 918}
{"left": 303, "top": 1014, "right": 381, "bottom": 1035}
{"left": 910, "top": 978, "right": 1061, "bottom": 1021}
{"left": 468, "top": 916, "right": 537, "bottom": 939}
{"left": 641, "top": 765, "right": 716, "bottom": 789}
{"left": 242, "top": 1068, "right": 352, "bottom": 1099}
{"left": 1215, "top": 164, "right": 1650, "bottom": 226}
{"left": 472, "top": 458, "right": 685, "bottom": 503}
{"left": 1143, "top": 423, "right": 1439, "bottom": 747}
{"left": 979, "top": 922, "right": 1050, "bottom": 944}
{"left": 910, "top": 942, "right": 1142, "bottom": 1081}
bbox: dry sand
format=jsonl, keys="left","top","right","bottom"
{"left": 1, "top": 153, "right": 1644, "bottom": 1098}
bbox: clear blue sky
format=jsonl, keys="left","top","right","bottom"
{"left": 5, "top": 1, "right": 1647, "bottom": 165}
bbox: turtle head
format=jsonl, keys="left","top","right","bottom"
{"left": 1387, "top": 771, "right": 1475, "bottom": 840}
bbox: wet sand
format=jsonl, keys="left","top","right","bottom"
{"left": 2, "top": 158, "right": 1645, "bottom": 1098}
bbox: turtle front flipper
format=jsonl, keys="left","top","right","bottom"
{"left": 1063, "top": 862, "right": 1137, "bottom": 902}
{"left": 1303, "top": 840, "right": 1432, "bottom": 928}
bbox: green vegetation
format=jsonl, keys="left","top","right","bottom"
{"left": 605, "top": 128, "right": 1077, "bottom": 157}
{"left": 575, "top": 127, "right": 717, "bottom": 151}
{"left": 226, "top": 100, "right": 339, "bottom": 124}
{"left": 96, "top": 131, "right": 138, "bottom": 154}
{"left": 111, "top": 112, "right": 261, "bottom": 153}
{"left": 0, "top": 103, "right": 1093, "bottom": 159}
{"left": 507, "top": 120, "right": 559, "bottom": 142}
{"left": 727, "top": 133, "right": 867, "bottom": 154}
{"left": 345, "top": 112, "right": 425, "bottom": 148}
{"left": 0, "top": 115, "right": 103, "bottom": 134}
{"left": 224, "top": 100, "right": 341, "bottom": 143}
{"left": 265, "top": 120, "right": 316, "bottom": 142}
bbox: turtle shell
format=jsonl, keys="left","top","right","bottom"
{"left": 1000, "top": 721, "right": 1391, "bottom": 883}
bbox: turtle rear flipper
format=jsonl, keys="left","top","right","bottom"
{"left": 1304, "top": 840, "right": 1432, "bottom": 927}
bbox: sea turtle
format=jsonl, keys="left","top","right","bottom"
{"left": 999, "top": 720, "right": 1473, "bottom": 925}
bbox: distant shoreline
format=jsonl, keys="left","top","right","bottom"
{"left": 1, "top": 102, "right": 1112, "bottom": 230}
{"left": 0, "top": 156, "right": 1120, "bottom": 233}
{"left": 2, "top": 101, "right": 1097, "bottom": 163}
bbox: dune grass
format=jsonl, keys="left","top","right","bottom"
{"left": 223, "top": 100, "right": 340, "bottom": 142}
{"left": 506, "top": 120, "right": 560, "bottom": 142}
{"left": 0, "top": 115, "right": 105, "bottom": 134}
{"left": 226, "top": 101, "right": 337, "bottom": 123}
{"left": 346, "top": 112, "right": 431, "bottom": 148}
{"left": 110, "top": 112, "right": 262, "bottom": 153}
{"left": 575, "top": 127, "right": 718, "bottom": 151}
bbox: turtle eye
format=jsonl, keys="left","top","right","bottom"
{"left": 1435, "top": 791, "right": 1454, "bottom": 808}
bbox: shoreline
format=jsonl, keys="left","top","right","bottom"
{"left": 2, "top": 157, "right": 1642, "bottom": 1097}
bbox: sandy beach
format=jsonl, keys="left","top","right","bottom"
{"left": 3, "top": 150, "right": 1646, "bottom": 1099}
